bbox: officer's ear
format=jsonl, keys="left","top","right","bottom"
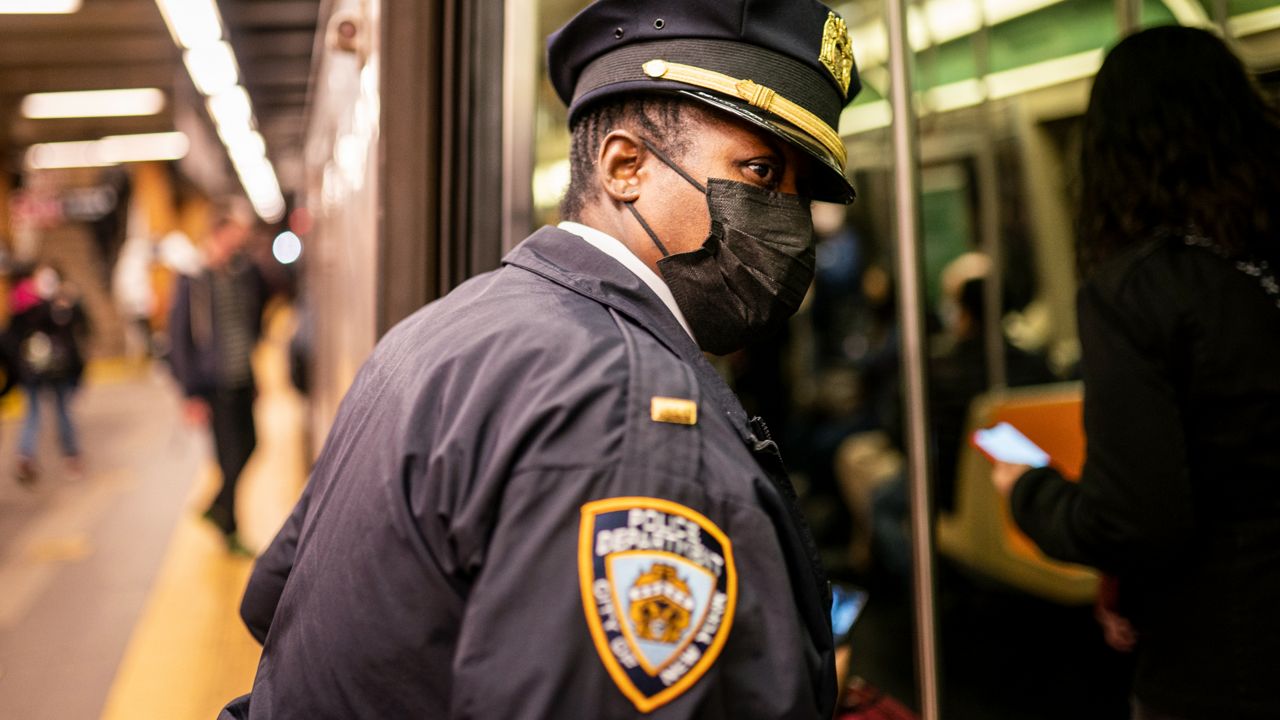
{"left": 598, "top": 130, "right": 646, "bottom": 204}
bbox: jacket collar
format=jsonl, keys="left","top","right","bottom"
{"left": 504, "top": 225, "right": 696, "bottom": 358}
{"left": 503, "top": 225, "right": 754, "bottom": 438}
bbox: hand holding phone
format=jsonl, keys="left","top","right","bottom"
{"left": 830, "top": 583, "right": 869, "bottom": 646}
{"left": 831, "top": 583, "right": 868, "bottom": 691}
{"left": 972, "top": 421, "right": 1050, "bottom": 468}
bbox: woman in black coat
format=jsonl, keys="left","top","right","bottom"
{"left": 10, "top": 270, "right": 89, "bottom": 485}
{"left": 992, "top": 27, "right": 1280, "bottom": 720}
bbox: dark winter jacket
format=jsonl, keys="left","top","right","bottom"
{"left": 1011, "top": 238, "right": 1280, "bottom": 719}
{"left": 167, "top": 257, "right": 266, "bottom": 396}
{"left": 11, "top": 298, "right": 88, "bottom": 386}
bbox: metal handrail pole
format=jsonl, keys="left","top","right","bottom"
{"left": 975, "top": 7, "right": 1007, "bottom": 392}
{"left": 883, "top": 0, "right": 941, "bottom": 717}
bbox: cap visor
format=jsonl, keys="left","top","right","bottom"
{"left": 676, "top": 90, "right": 855, "bottom": 204}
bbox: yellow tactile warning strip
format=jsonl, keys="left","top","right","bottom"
{"left": 81, "top": 357, "right": 153, "bottom": 386}
{"left": 101, "top": 307, "right": 307, "bottom": 720}
{"left": 99, "top": 462, "right": 261, "bottom": 720}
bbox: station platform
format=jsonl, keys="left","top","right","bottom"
{"left": 0, "top": 309, "right": 306, "bottom": 720}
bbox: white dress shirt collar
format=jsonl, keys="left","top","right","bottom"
{"left": 557, "top": 221, "right": 694, "bottom": 340}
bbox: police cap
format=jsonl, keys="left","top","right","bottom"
{"left": 547, "top": 0, "right": 861, "bottom": 203}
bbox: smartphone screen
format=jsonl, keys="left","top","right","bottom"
{"left": 831, "top": 584, "right": 869, "bottom": 644}
{"left": 972, "top": 421, "right": 1050, "bottom": 467}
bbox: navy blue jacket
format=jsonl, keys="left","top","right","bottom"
{"left": 224, "top": 227, "right": 835, "bottom": 719}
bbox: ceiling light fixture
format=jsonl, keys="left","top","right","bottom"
{"left": 230, "top": 152, "right": 285, "bottom": 222}
{"left": 1230, "top": 5, "right": 1280, "bottom": 36}
{"left": 0, "top": 0, "right": 81, "bottom": 13}
{"left": 227, "top": 131, "right": 268, "bottom": 164}
{"left": 26, "top": 132, "right": 190, "bottom": 169}
{"left": 216, "top": 120, "right": 259, "bottom": 148}
{"left": 838, "top": 48, "right": 1105, "bottom": 136}
{"left": 153, "top": 0, "right": 223, "bottom": 49}
{"left": 20, "top": 88, "right": 166, "bottom": 119}
{"left": 845, "top": 0, "right": 1066, "bottom": 68}
{"left": 183, "top": 41, "right": 239, "bottom": 96}
{"left": 155, "top": 0, "right": 285, "bottom": 222}
{"left": 207, "top": 86, "right": 253, "bottom": 131}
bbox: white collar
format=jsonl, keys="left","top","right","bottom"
{"left": 557, "top": 221, "right": 694, "bottom": 340}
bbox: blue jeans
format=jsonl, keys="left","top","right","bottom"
{"left": 20, "top": 382, "right": 79, "bottom": 459}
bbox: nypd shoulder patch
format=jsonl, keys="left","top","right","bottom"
{"left": 579, "top": 497, "right": 737, "bottom": 713}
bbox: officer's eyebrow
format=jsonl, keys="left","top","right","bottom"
{"left": 755, "top": 133, "right": 817, "bottom": 195}
{"left": 738, "top": 134, "right": 788, "bottom": 184}
{"left": 755, "top": 133, "right": 789, "bottom": 166}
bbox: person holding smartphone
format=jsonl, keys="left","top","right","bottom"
{"left": 990, "top": 28, "right": 1280, "bottom": 720}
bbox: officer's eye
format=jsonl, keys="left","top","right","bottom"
{"left": 743, "top": 160, "right": 780, "bottom": 187}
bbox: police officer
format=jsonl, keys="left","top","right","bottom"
{"left": 222, "top": 1, "right": 861, "bottom": 717}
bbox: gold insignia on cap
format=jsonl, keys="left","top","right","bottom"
{"left": 639, "top": 59, "right": 847, "bottom": 168}
{"left": 651, "top": 396, "right": 697, "bottom": 425}
{"left": 643, "top": 59, "right": 669, "bottom": 78}
{"left": 820, "top": 11, "right": 854, "bottom": 97}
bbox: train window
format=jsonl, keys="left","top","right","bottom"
{"left": 528, "top": 1, "right": 586, "bottom": 232}
{"left": 806, "top": 0, "right": 1138, "bottom": 716}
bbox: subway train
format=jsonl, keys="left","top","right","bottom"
{"left": 4, "top": 0, "right": 1280, "bottom": 717}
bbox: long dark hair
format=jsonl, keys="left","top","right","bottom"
{"left": 1078, "top": 26, "right": 1280, "bottom": 274}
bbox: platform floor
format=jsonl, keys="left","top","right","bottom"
{"left": 0, "top": 310, "right": 306, "bottom": 720}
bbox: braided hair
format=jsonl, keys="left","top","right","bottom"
{"left": 560, "top": 94, "right": 695, "bottom": 221}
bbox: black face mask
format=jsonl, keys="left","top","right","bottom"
{"left": 625, "top": 140, "right": 815, "bottom": 355}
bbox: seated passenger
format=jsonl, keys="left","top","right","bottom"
{"left": 931, "top": 266, "right": 1057, "bottom": 511}
{"left": 860, "top": 258, "right": 1055, "bottom": 581}
{"left": 221, "top": 1, "right": 867, "bottom": 718}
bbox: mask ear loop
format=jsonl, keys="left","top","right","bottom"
{"left": 624, "top": 202, "right": 670, "bottom": 257}
{"left": 639, "top": 138, "right": 707, "bottom": 194}
{"left": 624, "top": 137, "right": 708, "bottom": 258}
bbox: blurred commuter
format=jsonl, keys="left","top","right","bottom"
{"left": 869, "top": 256, "right": 1055, "bottom": 580}
{"left": 790, "top": 203, "right": 867, "bottom": 550}
{"left": 0, "top": 324, "right": 18, "bottom": 406}
{"left": 167, "top": 200, "right": 267, "bottom": 555}
{"left": 992, "top": 27, "right": 1280, "bottom": 720}
{"left": 932, "top": 255, "right": 1056, "bottom": 509}
{"left": 222, "top": 2, "right": 863, "bottom": 718}
{"left": 113, "top": 233, "right": 158, "bottom": 359}
{"left": 9, "top": 265, "right": 89, "bottom": 485}
{"left": 810, "top": 201, "right": 868, "bottom": 366}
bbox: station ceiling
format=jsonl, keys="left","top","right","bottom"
{"left": 0, "top": 0, "right": 318, "bottom": 196}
